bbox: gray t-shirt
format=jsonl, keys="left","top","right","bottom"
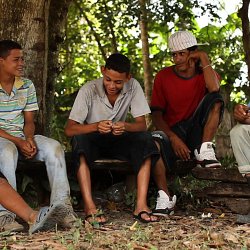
{"left": 69, "top": 77, "right": 150, "bottom": 124}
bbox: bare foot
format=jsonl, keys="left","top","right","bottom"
{"left": 134, "top": 207, "right": 158, "bottom": 222}
{"left": 85, "top": 208, "right": 107, "bottom": 224}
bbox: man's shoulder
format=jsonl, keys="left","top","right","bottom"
{"left": 156, "top": 66, "right": 173, "bottom": 76}
{"left": 79, "top": 78, "right": 102, "bottom": 90}
{"left": 17, "top": 77, "right": 34, "bottom": 88}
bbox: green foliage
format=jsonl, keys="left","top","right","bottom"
{"left": 125, "top": 190, "right": 137, "bottom": 207}
{"left": 52, "top": 0, "right": 246, "bottom": 148}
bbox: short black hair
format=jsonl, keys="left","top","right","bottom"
{"left": 105, "top": 53, "right": 130, "bottom": 74}
{"left": 0, "top": 40, "right": 22, "bottom": 59}
{"left": 187, "top": 45, "right": 198, "bottom": 51}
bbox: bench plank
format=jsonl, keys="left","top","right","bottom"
{"left": 202, "top": 182, "right": 250, "bottom": 198}
{"left": 191, "top": 167, "right": 247, "bottom": 183}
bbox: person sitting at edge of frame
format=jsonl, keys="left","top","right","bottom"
{"left": 0, "top": 40, "right": 76, "bottom": 234}
{"left": 64, "top": 53, "right": 160, "bottom": 224}
{"left": 230, "top": 103, "right": 250, "bottom": 224}
{"left": 0, "top": 170, "right": 66, "bottom": 234}
{"left": 150, "top": 30, "right": 224, "bottom": 216}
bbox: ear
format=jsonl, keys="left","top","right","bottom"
{"left": 101, "top": 66, "right": 105, "bottom": 75}
{"left": 126, "top": 73, "right": 132, "bottom": 81}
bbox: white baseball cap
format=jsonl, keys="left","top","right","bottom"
{"left": 168, "top": 31, "right": 205, "bottom": 52}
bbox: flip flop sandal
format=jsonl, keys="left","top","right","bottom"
{"left": 133, "top": 211, "right": 159, "bottom": 223}
{"left": 85, "top": 213, "right": 107, "bottom": 225}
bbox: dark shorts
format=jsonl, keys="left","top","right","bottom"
{"left": 152, "top": 92, "right": 224, "bottom": 173}
{"left": 71, "top": 131, "right": 160, "bottom": 174}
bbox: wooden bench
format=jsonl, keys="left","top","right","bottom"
{"left": 16, "top": 155, "right": 250, "bottom": 215}
{"left": 16, "top": 153, "right": 134, "bottom": 205}
{"left": 192, "top": 167, "right": 250, "bottom": 215}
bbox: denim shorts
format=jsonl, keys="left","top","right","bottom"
{"left": 152, "top": 92, "right": 224, "bottom": 173}
{"left": 71, "top": 131, "right": 160, "bottom": 174}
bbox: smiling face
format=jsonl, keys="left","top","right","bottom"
{"left": 0, "top": 49, "right": 24, "bottom": 77}
{"left": 101, "top": 66, "right": 131, "bottom": 96}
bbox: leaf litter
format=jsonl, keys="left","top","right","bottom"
{"left": 0, "top": 207, "right": 249, "bottom": 250}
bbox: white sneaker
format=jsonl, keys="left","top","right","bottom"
{"left": 0, "top": 211, "right": 24, "bottom": 232}
{"left": 29, "top": 201, "right": 69, "bottom": 234}
{"left": 152, "top": 190, "right": 177, "bottom": 216}
{"left": 194, "top": 142, "right": 221, "bottom": 168}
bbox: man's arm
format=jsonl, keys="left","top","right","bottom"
{"left": 0, "top": 128, "right": 23, "bottom": 146}
{"left": 22, "top": 111, "right": 37, "bottom": 158}
{"left": 65, "top": 119, "right": 114, "bottom": 137}
{"left": 233, "top": 104, "right": 250, "bottom": 124}
{"left": 152, "top": 110, "right": 191, "bottom": 160}
{"left": 188, "top": 50, "right": 220, "bottom": 93}
{"left": 0, "top": 111, "right": 36, "bottom": 158}
{"left": 23, "top": 111, "right": 36, "bottom": 139}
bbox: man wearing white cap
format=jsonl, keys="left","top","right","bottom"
{"left": 150, "top": 30, "right": 224, "bottom": 216}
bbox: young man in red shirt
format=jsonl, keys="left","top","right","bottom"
{"left": 151, "top": 31, "right": 224, "bottom": 216}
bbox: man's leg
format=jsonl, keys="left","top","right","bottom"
{"left": 34, "top": 135, "right": 76, "bottom": 228}
{"left": 34, "top": 135, "right": 70, "bottom": 203}
{"left": 202, "top": 102, "right": 222, "bottom": 142}
{"left": 152, "top": 142, "right": 169, "bottom": 195}
{"left": 151, "top": 132, "right": 177, "bottom": 216}
{"left": 77, "top": 155, "right": 106, "bottom": 223}
{"left": 133, "top": 157, "right": 158, "bottom": 222}
{"left": 190, "top": 92, "right": 224, "bottom": 168}
{"left": 230, "top": 124, "right": 250, "bottom": 177}
{"left": 0, "top": 138, "right": 23, "bottom": 232}
{"left": 0, "top": 177, "right": 36, "bottom": 223}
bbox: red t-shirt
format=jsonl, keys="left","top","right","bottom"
{"left": 151, "top": 66, "right": 207, "bottom": 127}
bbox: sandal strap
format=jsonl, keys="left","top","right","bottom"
{"left": 85, "top": 213, "right": 104, "bottom": 220}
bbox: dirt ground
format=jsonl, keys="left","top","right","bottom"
{"left": 1, "top": 203, "right": 249, "bottom": 250}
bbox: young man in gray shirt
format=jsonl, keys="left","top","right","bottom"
{"left": 65, "top": 53, "right": 160, "bottom": 224}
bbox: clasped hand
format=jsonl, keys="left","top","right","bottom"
{"left": 17, "top": 138, "right": 37, "bottom": 159}
{"left": 98, "top": 120, "right": 125, "bottom": 135}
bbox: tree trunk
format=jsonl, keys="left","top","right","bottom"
{"left": 238, "top": 0, "right": 250, "bottom": 98}
{"left": 0, "top": 0, "right": 71, "bottom": 135}
{"left": 139, "top": 0, "right": 153, "bottom": 127}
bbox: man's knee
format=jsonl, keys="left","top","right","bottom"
{"left": 0, "top": 141, "right": 18, "bottom": 168}
{"left": 230, "top": 124, "right": 250, "bottom": 140}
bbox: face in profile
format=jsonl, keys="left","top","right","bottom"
{"left": 0, "top": 49, "right": 24, "bottom": 77}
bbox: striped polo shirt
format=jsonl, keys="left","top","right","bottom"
{"left": 0, "top": 77, "right": 38, "bottom": 137}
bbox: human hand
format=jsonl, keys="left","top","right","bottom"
{"left": 112, "top": 121, "right": 126, "bottom": 135}
{"left": 98, "top": 120, "right": 113, "bottom": 133}
{"left": 233, "top": 104, "right": 250, "bottom": 123}
{"left": 170, "top": 135, "right": 191, "bottom": 160}
{"left": 188, "top": 50, "right": 209, "bottom": 69}
{"left": 25, "top": 137, "right": 37, "bottom": 158}
{"left": 16, "top": 138, "right": 37, "bottom": 159}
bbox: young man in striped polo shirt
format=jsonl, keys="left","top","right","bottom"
{"left": 0, "top": 40, "right": 76, "bottom": 233}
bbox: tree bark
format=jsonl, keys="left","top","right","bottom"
{"left": 139, "top": 0, "right": 153, "bottom": 127}
{"left": 238, "top": 0, "right": 250, "bottom": 97}
{"left": 0, "top": 0, "right": 71, "bottom": 135}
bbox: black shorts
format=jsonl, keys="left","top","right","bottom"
{"left": 71, "top": 131, "right": 160, "bottom": 174}
{"left": 152, "top": 92, "right": 224, "bottom": 173}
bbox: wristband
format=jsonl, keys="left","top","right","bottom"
{"left": 202, "top": 64, "right": 211, "bottom": 70}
